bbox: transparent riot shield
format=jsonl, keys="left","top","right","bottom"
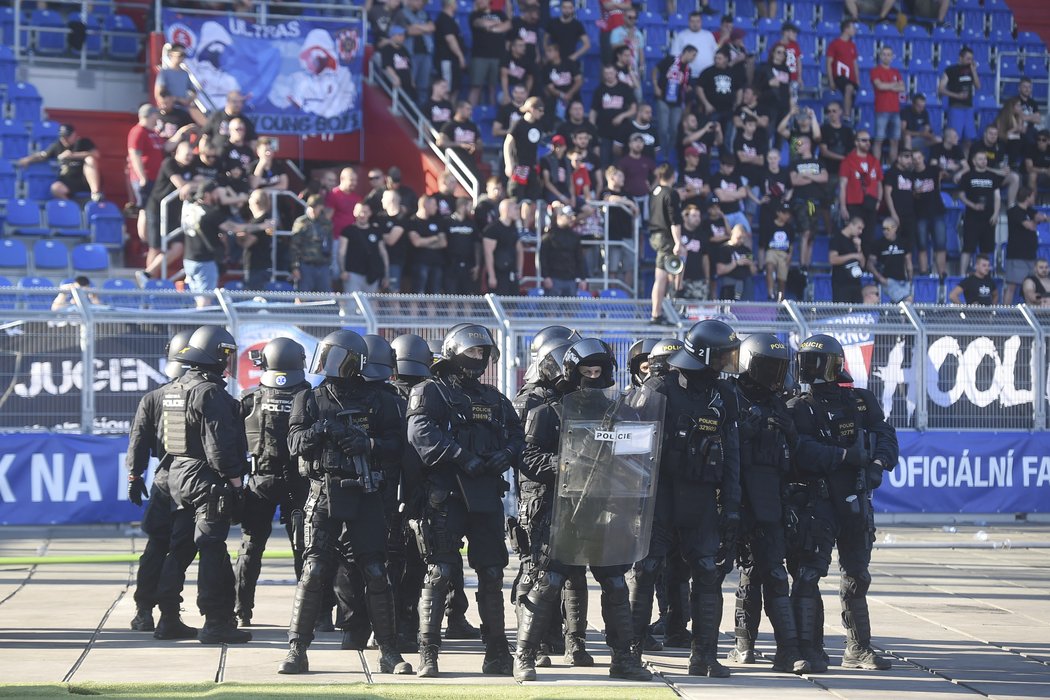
{"left": 548, "top": 385, "right": 665, "bottom": 567}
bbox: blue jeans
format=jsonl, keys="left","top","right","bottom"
{"left": 412, "top": 53, "right": 432, "bottom": 103}
{"left": 725, "top": 210, "right": 751, "bottom": 234}
{"left": 414, "top": 264, "right": 444, "bottom": 294}
{"left": 387, "top": 263, "right": 403, "bottom": 292}
{"left": 917, "top": 215, "right": 947, "bottom": 253}
{"left": 296, "top": 262, "right": 331, "bottom": 293}
{"left": 184, "top": 258, "right": 219, "bottom": 295}
{"left": 548, "top": 278, "right": 579, "bottom": 297}
{"left": 654, "top": 101, "right": 682, "bottom": 166}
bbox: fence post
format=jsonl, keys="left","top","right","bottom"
{"left": 352, "top": 292, "right": 378, "bottom": 334}
{"left": 900, "top": 302, "right": 928, "bottom": 431}
{"left": 781, "top": 300, "right": 810, "bottom": 340}
{"left": 1018, "top": 304, "right": 1046, "bottom": 431}
{"left": 73, "top": 287, "right": 95, "bottom": 435}
{"left": 485, "top": 294, "right": 512, "bottom": 397}
{"left": 215, "top": 289, "right": 241, "bottom": 398}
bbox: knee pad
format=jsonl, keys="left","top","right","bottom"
{"left": 300, "top": 558, "right": 330, "bottom": 594}
{"left": 564, "top": 571, "right": 587, "bottom": 592}
{"left": 425, "top": 562, "right": 453, "bottom": 590}
{"left": 598, "top": 575, "right": 628, "bottom": 597}
{"left": 792, "top": 565, "right": 823, "bottom": 598}
{"left": 476, "top": 565, "right": 504, "bottom": 594}
{"left": 764, "top": 566, "right": 790, "bottom": 597}
{"left": 633, "top": 555, "right": 663, "bottom": 579}
{"left": 360, "top": 558, "right": 390, "bottom": 594}
{"left": 690, "top": 559, "right": 720, "bottom": 589}
{"left": 841, "top": 570, "right": 871, "bottom": 599}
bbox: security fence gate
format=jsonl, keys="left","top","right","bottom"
{"left": 0, "top": 287, "right": 1047, "bottom": 433}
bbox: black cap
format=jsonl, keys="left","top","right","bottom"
{"left": 707, "top": 194, "right": 721, "bottom": 207}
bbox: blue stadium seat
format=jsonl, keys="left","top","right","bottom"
{"left": 72, "top": 243, "right": 109, "bottom": 272}
{"left": 0, "top": 159, "right": 16, "bottom": 199}
{"left": 105, "top": 14, "right": 140, "bottom": 60}
{"left": 1023, "top": 55, "right": 1047, "bottom": 78}
{"left": 976, "top": 93, "right": 999, "bottom": 129}
{"left": 0, "top": 239, "right": 29, "bottom": 269}
{"left": 793, "top": 2, "right": 818, "bottom": 29}
{"left": 85, "top": 200, "right": 124, "bottom": 247}
{"left": 46, "top": 199, "right": 90, "bottom": 238}
{"left": 223, "top": 280, "right": 245, "bottom": 291}
{"left": 9, "top": 83, "right": 43, "bottom": 125}
{"left": 798, "top": 32, "right": 818, "bottom": 60}
{"left": 526, "top": 286, "right": 545, "bottom": 297}
{"left": 944, "top": 275, "right": 965, "bottom": 299}
{"left": 30, "top": 9, "right": 67, "bottom": 56}
{"left": 31, "top": 120, "right": 60, "bottom": 150}
{"left": 812, "top": 236, "right": 830, "bottom": 266}
{"left": 18, "top": 275, "right": 56, "bottom": 310}
{"left": 265, "top": 281, "right": 294, "bottom": 292}
{"left": 908, "top": 39, "right": 933, "bottom": 66}
{"left": 599, "top": 287, "right": 629, "bottom": 299}
{"left": 998, "top": 57, "right": 1022, "bottom": 79}
{"left": 144, "top": 278, "right": 191, "bottom": 309}
{"left": 913, "top": 69, "right": 938, "bottom": 98}
{"left": 0, "top": 118, "right": 30, "bottom": 159}
{"left": 0, "top": 45, "right": 15, "bottom": 88}
{"left": 1018, "top": 31, "right": 1044, "bottom": 55}
{"left": 817, "top": 21, "right": 839, "bottom": 40}
{"left": 23, "top": 163, "right": 55, "bottom": 200}
{"left": 32, "top": 239, "right": 69, "bottom": 272}
{"left": 988, "top": 9, "right": 1013, "bottom": 36}
{"left": 811, "top": 273, "right": 832, "bottom": 302}
{"left": 913, "top": 276, "right": 940, "bottom": 304}
{"left": 0, "top": 274, "right": 15, "bottom": 310}
{"left": 874, "top": 23, "right": 904, "bottom": 55}
{"left": 6, "top": 199, "right": 50, "bottom": 237}
{"left": 83, "top": 13, "right": 105, "bottom": 58}
{"left": 100, "top": 278, "right": 143, "bottom": 308}
{"left": 957, "top": 9, "right": 986, "bottom": 35}
{"left": 0, "top": 8, "right": 15, "bottom": 47}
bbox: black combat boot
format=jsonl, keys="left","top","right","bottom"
{"left": 477, "top": 584, "right": 513, "bottom": 675}
{"left": 377, "top": 642, "right": 413, "bottom": 674}
{"left": 767, "top": 595, "right": 810, "bottom": 674}
{"left": 793, "top": 594, "right": 828, "bottom": 673}
{"left": 278, "top": 640, "right": 309, "bottom": 674}
{"left": 416, "top": 585, "right": 444, "bottom": 678}
{"left": 610, "top": 648, "right": 654, "bottom": 681}
{"left": 445, "top": 614, "right": 481, "bottom": 639}
{"left": 602, "top": 577, "right": 654, "bottom": 681}
{"left": 236, "top": 611, "right": 251, "bottom": 628}
{"left": 513, "top": 645, "right": 538, "bottom": 681}
{"left": 197, "top": 615, "right": 252, "bottom": 644}
{"left": 153, "top": 612, "right": 197, "bottom": 640}
{"left": 687, "top": 592, "right": 730, "bottom": 678}
{"left": 563, "top": 577, "right": 594, "bottom": 666}
{"left": 314, "top": 607, "right": 335, "bottom": 633}
{"left": 840, "top": 579, "right": 891, "bottom": 670}
{"left": 130, "top": 607, "right": 155, "bottom": 632}
{"left": 416, "top": 644, "right": 440, "bottom": 678}
{"left": 728, "top": 571, "right": 760, "bottom": 662}
{"left": 663, "top": 578, "right": 691, "bottom": 648}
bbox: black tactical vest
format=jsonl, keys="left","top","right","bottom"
{"left": 316, "top": 382, "right": 380, "bottom": 477}
{"left": 244, "top": 384, "right": 304, "bottom": 475}
{"left": 801, "top": 389, "right": 864, "bottom": 449}
{"left": 162, "top": 373, "right": 209, "bottom": 458}
{"left": 664, "top": 375, "right": 729, "bottom": 483}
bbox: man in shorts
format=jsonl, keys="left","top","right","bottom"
{"left": 17, "top": 123, "right": 102, "bottom": 201}
{"left": 648, "top": 163, "right": 682, "bottom": 325}
{"left": 938, "top": 47, "right": 980, "bottom": 150}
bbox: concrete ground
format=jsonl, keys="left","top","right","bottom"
{"left": 0, "top": 523, "right": 1048, "bottom": 699}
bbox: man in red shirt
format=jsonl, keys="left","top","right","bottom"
{"left": 773, "top": 21, "right": 802, "bottom": 86}
{"left": 128, "top": 104, "right": 167, "bottom": 244}
{"left": 839, "top": 129, "right": 883, "bottom": 254}
{"left": 325, "top": 167, "right": 362, "bottom": 242}
{"left": 826, "top": 19, "right": 859, "bottom": 121}
{"left": 870, "top": 46, "right": 906, "bottom": 166}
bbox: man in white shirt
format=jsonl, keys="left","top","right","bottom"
{"left": 670, "top": 11, "right": 718, "bottom": 79}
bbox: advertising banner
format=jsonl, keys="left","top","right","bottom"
{"left": 3, "top": 431, "right": 1049, "bottom": 524}
{"left": 162, "top": 10, "right": 364, "bottom": 134}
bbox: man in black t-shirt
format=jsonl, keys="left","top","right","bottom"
{"left": 439, "top": 101, "right": 482, "bottom": 182}
{"left": 422, "top": 79, "right": 454, "bottom": 130}
{"left": 381, "top": 26, "right": 415, "bottom": 100}
{"left": 510, "top": 2, "right": 543, "bottom": 65}
{"left": 155, "top": 90, "right": 195, "bottom": 142}
{"left": 483, "top": 199, "right": 524, "bottom": 295}
{"left": 675, "top": 147, "right": 710, "bottom": 210}
{"left": 500, "top": 37, "right": 536, "bottom": 101}
{"left": 445, "top": 197, "right": 481, "bottom": 294}
{"left": 678, "top": 204, "right": 711, "bottom": 300}
{"left": 375, "top": 189, "right": 409, "bottom": 292}
{"left": 958, "top": 151, "right": 1003, "bottom": 274}
{"left": 540, "top": 42, "right": 582, "bottom": 119}
{"left": 733, "top": 115, "right": 767, "bottom": 189}
{"left": 930, "top": 126, "right": 966, "bottom": 180}
{"left": 788, "top": 136, "right": 828, "bottom": 268}
{"left": 614, "top": 103, "right": 659, "bottom": 160}
{"left": 760, "top": 202, "right": 795, "bottom": 301}
{"left": 504, "top": 97, "right": 546, "bottom": 205}
{"left": 938, "top": 47, "right": 979, "bottom": 148}
{"left": 883, "top": 149, "right": 917, "bottom": 251}
{"left": 468, "top": 0, "right": 510, "bottom": 107}
{"left": 911, "top": 150, "right": 947, "bottom": 277}
{"left": 964, "top": 124, "right": 1020, "bottom": 207}
{"left": 1023, "top": 129, "right": 1050, "bottom": 193}
{"left": 715, "top": 223, "right": 757, "bottom": 301}
{"left": 829, "top": 216, "right": 867, "bottom": 303}
{"left": 341, "top": 201, "right": 388, "bottom": 293}
{"left": 696, "top": 49, "right": 739, "bottom": 128}
{"left": 203, "top": 91, "right": 257, "bottom": 148}
{"left": 182, "top": 180, "right": 239, "bottom": 307}
{"left": 545, "top": 0, "right": 589, "bottom": 63}
{"left": 1017, "top": 77, "right": 1043, "bottom": 143}
{"left": 1003, "top": 187, "right": 1047, "bottom": 303}
{"left": 236, "top": 189, "right": 281, "bottom": 290}
{"left": 949, "top": 254, "right": 997, "bottom": 305}
{"left": 648, "top": 164, "right": 682, "bottom": 325}
{"left": 17, "top": 123, "right": 102, "bottom": 200}
{"left": 712, "top": 155, "right": 749, "bottom": 232}
{"left": 901, "top": 93, "right": 939, "bottom": 152}
{"left": 868, "top": 218, "right": 912, "bottom": 303}
{"left": 435, "top": 0, "right": 468, "bottom": 92}
{"left": 590, "top": 64, "right": 637, "bottom": 166}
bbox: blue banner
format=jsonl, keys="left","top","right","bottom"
{"left": 163, "top": 11, "right": 363, "bottom": 134}
{"left": 2, "top": 432, "right": 1049, "bottom": 524}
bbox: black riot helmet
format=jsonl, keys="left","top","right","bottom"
{"left": 178, "top": 325, "right": 238, "bottom": 374}
{"left": 670, "top": 320, "right": 740, "bottom": 375}
{"left": 362, "top": 334, "right": 396, "bottom": 382}
{"left": 530, "top": 325, "right": 581, "bottom": 359}
{"left": 738, "top": 333, "right": 791, "bottom": 392}
{"left": 562, "top": 338, "right": 617, "bottom": 390}
{"left": 442, "top": 323, "right": 500, "bottom": 379}
{"left": 391, "top": 333, "right": 432, "bottom": 379}
{"left": 627, "top": 338, "right": 658, "bottom": 387}
{"left": 309, "top": 329, "right": 368, "bottom": 379}
{"left": 164, "top": 329, "right": 194, "bottom": 379}
{"left": 797, "top": 333, "right": 852, "bottom": 385}
{"left": 427, "top": 338, "right": 444, "bottom": 366}
{"left": 252, "top": 337, "right": 307, "bottom": 388}
{"left": 537, "top": 339, "right": 573, "bottom": 387}
{"left": 647, "top": 337, "right": 683, "bottom": 378}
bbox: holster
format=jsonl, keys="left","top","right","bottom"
{"left": 326, "top": 474, "right": 363, "bottom": 520}
{"left": 291, "top": 509, "right": 305, "bottom": 550}
{"left": 506, "top": 516, "right": 530, "bottom": 556}
{"left": 408, "top": 517, "right": 430, "bottom": 558}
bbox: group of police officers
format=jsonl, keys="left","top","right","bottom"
{"left": 125, "top": 314, "right": 897, "bottom": 681}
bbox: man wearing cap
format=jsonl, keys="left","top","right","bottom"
{"left": 541, "top": 134, "right": 574, "bottom": 207}
{"left": 540, "top": 205, "right": 588, "bottom": 296}
{"left": 17, "top": 123, "right": 102, "bottom": 201}
{"left": 393, "top": 0, "right": 435, "bottom": 103}
{"left": 291, "top": 194, "right": 336, "bottom": 294}
{"left": 381, "top": 25, "right": 416, "bottom": 101}
{"left": 772, "top": 22, "right": 802, "bottom": 87}
{"left": 181, "top": 180, "right": 239, "bottom": 307}
{"left": 128, "top": 104, "right": 167, "bottom": 243}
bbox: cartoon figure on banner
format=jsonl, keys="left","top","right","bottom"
{"left": 236, "top": 324, "right": 322, "bottom": 391}
{"left": 185, "top": 21, "right": 241, "bottom": 109}
{"left": 268, "top": 28, "right": 356, "bottom": 118}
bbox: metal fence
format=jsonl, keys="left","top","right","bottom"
{"left": 1, "top": 287, "right": 1048, "bottom": 433}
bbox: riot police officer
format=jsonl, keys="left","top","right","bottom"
{"left": 645, "top": 338, "right": 681, "bottom": 381}
{"left": 515, "top": 325, "right": 581, "bottom": 421}
{"left": 787, "top": 334, "right": 897, "bottom": 672}
{"left": 629, "top": 320, "right": 741, "bottom": 677}
{"left": 627, "top": 338, "right": 658, "bottom": 387}
{"left": 731, "top": 334, "right": 809, "bottom": 674}
{"left": 279, "top": 330, "right": 411, "bottom": 675}
{"left": 513, "top": 338, "right": 654, "bottom": 682}
{"left": 407, "top": 324, "right": 524, "bottom": 678}
{"left": 164, "top": 325, "right": 252, "bottom": 645}
{"left": 234, "top": 338, "right": 312, "bottom": 627}
{"left": 127, "top": 329, "right": 198, "bottom": 640}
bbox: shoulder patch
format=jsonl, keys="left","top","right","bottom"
{"left": 408, "top": 385, "right": 425, "bottom": 412}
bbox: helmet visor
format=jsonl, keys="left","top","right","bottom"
{"left": 310, "top": 342, "right": 364, "bottom": 378}
{"left": 798, "top": 352, "right": 842, "bottom": 384}
{"left": 748, "top": 354, "right": 789, "bottom": 391}
{"left": 710, "top": 346, "right": 741, "bottom": 375}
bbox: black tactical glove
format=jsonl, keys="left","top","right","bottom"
{"left": 456, "top": 449, "right": 485, "bottom": 478}
{"left": 337, "top": 431, "right": 369, "bottom": 456}
{"left": 842, "top": 445, "right": 867, "bottom": 468}
{"left": 485, "top": 449, "right": 513, "bottom": 475}
{"left": 721, "top": 510, "right": 741, "bottom": 545}
{"left": 306, "top": 419, "right": 329, "bottom": 446}
{"left": 229, "top": 484, "right": 246, "bottom": 526}
{"left": 768, "top": 414, "right": 798, "bottom": 446}
{"left": 867, "top": 460, "right": 885, "bottom": 489}
{"left": 127, "top": 474, "right": 148, "bottom": 507}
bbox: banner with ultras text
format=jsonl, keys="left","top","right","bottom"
{"left": 1, "top": 432, "right": 1049, "bottom": 524}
